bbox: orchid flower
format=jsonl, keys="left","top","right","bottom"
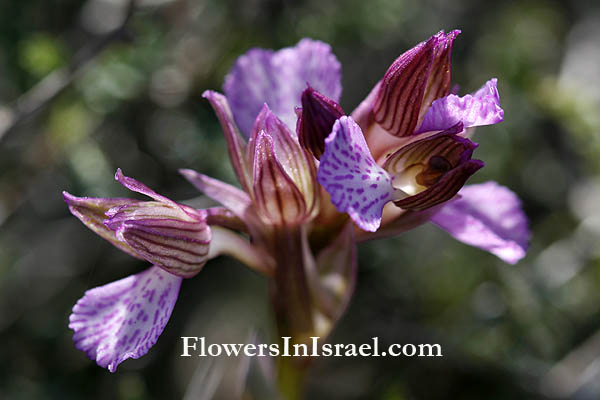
{"left": 64, "top": 31, "right": 529, "bottom": 390}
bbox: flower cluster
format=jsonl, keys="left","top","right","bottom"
{"left": 64, "top": 31, "right": 529, "bottom": 373}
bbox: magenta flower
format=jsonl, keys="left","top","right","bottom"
{"left": 64, "top": 31, "right": 529, "bottom": 383}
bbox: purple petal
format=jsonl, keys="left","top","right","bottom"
{"left": 63, "top": 192, "right": 142, "bottom": 259}
{"left": 202, "top": 90, "right": 251, "bottom": 191}
{"left": 431, "top": 181, "right": 530, "bottom": 264}
{"left": 105, "top": 203, "right": 211, "bottom": 278}
{"left": 317, "top": 116, "right": 394, "bottom": 232}
{"left": 416, "top": 78, "right": 504, "bottom": 133}
{"left": 69, "top": 266, "right": 182, "bottom": 372}
{"left": 224, "top": 39, "right": 342, "bottom": 135}
{"left": 298, "top": 85, "right": 345, "bottom": 160}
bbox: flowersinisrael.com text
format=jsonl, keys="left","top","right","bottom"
{"left": 181, "top": 337, "right": 442, "bottom": 358}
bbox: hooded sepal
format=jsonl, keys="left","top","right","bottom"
{"left": 418, "top": 30, "right": 460, "bottom": 123}
{"left": 373, "top": 30, "right": 460, "bottom": 137}
{"left": 252, "top": 131, "right": 309, "bottom": 226}
{"left": 105, "top": 203, "right": 211, "bottom": 278}
{"left": 106, "top": 169, "right": 211, "bottom": 278}
{"left": 69, "top": 266, "right": 182, "bottom": 372}
{"left": 384, "top": 123, "right": 484, "bottom": 211}
{"left": 297, "top": 86, "right": 345, "bottom": 160}
{"left": 250, "top": 105, "right": 319, "bottom": 225}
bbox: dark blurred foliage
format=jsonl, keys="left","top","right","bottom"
{"left": 1, "top": 0, "right": 600, "bottom": 399}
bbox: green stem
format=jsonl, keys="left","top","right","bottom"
{"left": 270, "top": 225, "right": 315, "bottom": 399}
{"left": 277, "top": 355, "right": 309, "bottom": 400}
{"left": 271, "top": 226, "right": 314, "bottom": 343}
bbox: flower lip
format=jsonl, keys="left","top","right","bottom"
{"left": 69, "top": 266, "right": 182, "bottom": 372}
{"left": 317, "top": 115, "right": 394, "bottom": 232}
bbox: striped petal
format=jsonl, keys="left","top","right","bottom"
{"left": 298, "top": 85, "right": 345, "bottom": 160}
{"left": 224, "top": 39, "right": 342, "bottom": 135}
{"left": 252, "top": 131, "right": 308, "bottom": 226}
{"left": 384, "top": 124, "right": 484, "bottom": 211}
{"left": 62, "top": 192, "right": 141, "bottom": 259}
{"left": 317, "top": 116, "right": 394, "bottom": 232}
{"left": 69, "top": 266, "right": 182, "bottom": 372}
{"left": 416, "top": 78, "right": 504, "bottom": 134}
{"left": 431, "top": 182, "right": 530, "bottom": 264}
{"left": 106, "top": 202, "right": 211, "bottom": 278}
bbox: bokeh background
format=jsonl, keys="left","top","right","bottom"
{"left": 1, "top": 0, "right": 600, "bottom": 398}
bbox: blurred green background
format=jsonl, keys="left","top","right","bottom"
{"left": 1, "top": 0, "right": 600, "bottom": 399}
